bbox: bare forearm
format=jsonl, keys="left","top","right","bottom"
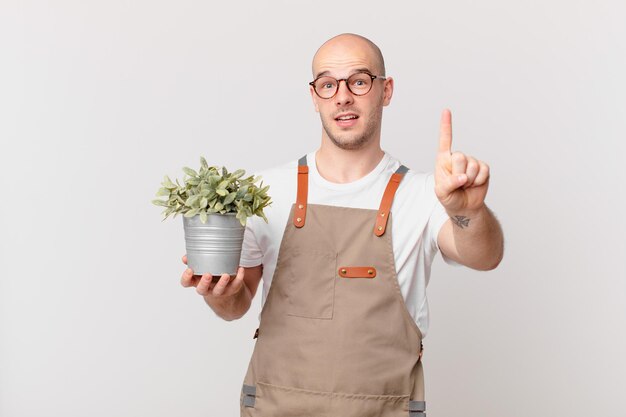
{"left": 447, "top": 204, "right": 504, "bottom": 270}
{"left": 203, "top": 281, "right": 252, "bottom": 321}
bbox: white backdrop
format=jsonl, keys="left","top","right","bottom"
{"left": 1, "top": 1, "right": 625, "bottom": 416}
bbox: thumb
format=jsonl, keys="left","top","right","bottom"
{"left": 228, "top": 267, "right": 246, "bottom": 295}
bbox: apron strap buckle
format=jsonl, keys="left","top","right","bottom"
{"left": 241, "top": 384, "right": 257, "bottom": 408}
{"left": 409, "top": 400, "right": 426, "bottom": 416}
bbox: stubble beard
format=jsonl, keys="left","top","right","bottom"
{"left": 321, "top": 106, "right": 383, "bottom": 151}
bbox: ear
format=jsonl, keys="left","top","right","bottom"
{"left": 382, "top": 77, "right": 394, "bottom": 106}
{"left": 310, "top": 85, "right": 320, "bottom": 112}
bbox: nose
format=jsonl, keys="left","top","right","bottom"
{"left": 334, "top": 79, "right": 354, "bottom": 106}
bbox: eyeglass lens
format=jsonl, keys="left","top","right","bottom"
{"left": 313, "top": 73, "right": 374, "bottom": 98}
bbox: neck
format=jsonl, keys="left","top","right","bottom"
{"left": 316, "top": 133, "right": 385, "bottom": 184}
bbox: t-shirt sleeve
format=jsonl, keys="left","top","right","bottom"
{"left": 239, "top": 217, "right": 264, "bottom": 267}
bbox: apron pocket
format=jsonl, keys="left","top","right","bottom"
{"left": 285, "top": 247, "right": 336, "bottom": 319}
{"left": 248, "top": 381, "right": 409, "bottom": 417}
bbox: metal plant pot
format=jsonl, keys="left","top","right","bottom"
{"left": 182, "top": 212, "right": 245, "bottom": 276}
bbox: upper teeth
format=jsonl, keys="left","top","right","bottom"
{"left": 338, "top": 115, "right": 357, "bottom": 120}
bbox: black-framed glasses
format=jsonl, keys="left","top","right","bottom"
{"left": 309, "top": 72, "right": 386, "bottom": 99}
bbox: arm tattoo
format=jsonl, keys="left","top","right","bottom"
{"left": 451, "top": 215, "right": 470, "bottom": 229}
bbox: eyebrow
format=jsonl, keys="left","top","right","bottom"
{"left": 314, "top": 67, "right": 373, "bottom": 79}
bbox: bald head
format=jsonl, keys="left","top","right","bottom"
{"left": 312, "top": 33, "right": 386, "bottom": 78}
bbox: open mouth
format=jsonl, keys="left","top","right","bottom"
{"left": 335, "top": 113, "right": 359, "bottom": 127}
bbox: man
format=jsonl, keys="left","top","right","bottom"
{"left": 181, "top": 33, "right": 504, "bottom": 416}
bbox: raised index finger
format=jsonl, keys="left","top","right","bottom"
{"left": 438, "top": 108, "right": 452, "bottom": 154}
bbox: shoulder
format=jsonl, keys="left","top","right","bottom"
{"left": 247, "top": 157, "right": 299, "bottom": 197}
{"left": 381, "top": 153, "right": 439, "bottom": 220}
{"left": 383, "top": 152, "right": 434, "bottom": 196}
{"left": 402, "top": 169, "right": 432, "bottom": 189}
{"left": 245, "top": 155, "right": 301, "bottom": 230}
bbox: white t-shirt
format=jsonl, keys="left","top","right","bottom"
{"left": 239, "top": 149, "right": 462, "bottom": 338}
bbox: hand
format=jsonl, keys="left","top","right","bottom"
{"left": 434, "top": 109, "right": 490, "bottom": 213}
{"left": 180, "top": 254, "right": 245, "bottom": 298}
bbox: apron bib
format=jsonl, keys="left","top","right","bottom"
{"left": 240, "top": 155, "right": 426, "bottom": 417}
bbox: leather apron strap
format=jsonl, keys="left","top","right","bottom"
{"left": 293, "top": 155, "right": 308, "bottom": 228}
{"left": 375, "top": 164, "right": 408, "bottom": 236}
{"left": 293, "top": 154, "right": 409, "bottom": 236}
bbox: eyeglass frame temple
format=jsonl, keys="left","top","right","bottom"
{"left": 308, "top": 74, "right": 387, "bottom": 99}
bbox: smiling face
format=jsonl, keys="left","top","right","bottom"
{"left": 310, "top": 34, "right": 393, "bottom": 151}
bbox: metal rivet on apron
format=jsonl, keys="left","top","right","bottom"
{"left": 380, "top": 212, "right": 385, "bottom": 217}
{"left": 340, "top": 268, "right": 347, "bottom": 274}
{"left": 368, "top": 269, "right": 374, "bottom": 275}
{"left": 296, "top": 217, "right": 302, "bottom": 222}
{"left": 298, "top": 204, "right": 304, "bottom": 209}
{"left": 377, "top": 226, "right": 383, "bottom": 231}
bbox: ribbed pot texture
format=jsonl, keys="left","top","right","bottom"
{"left": 182, "top": 213, "right": 245, "bottom": 276}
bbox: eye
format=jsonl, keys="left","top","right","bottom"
{"left": 349, "top": 74, "right": 371, "bottom": 89}
{"left": 316, "top": 77, "right": 336, "bottom": 90}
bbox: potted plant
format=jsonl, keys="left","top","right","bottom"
{"left": 152, "top": 156, "right": 271, "bottom": 277}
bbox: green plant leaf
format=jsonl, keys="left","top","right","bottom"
{"left": 185, "top": 194, "right": 201, "bottom": 207}
{"left": 154, "top": 160, "right": 271, "bottom": 225}
{"left": 152, "top": 199, "right": 169, "bottom": 207}
{"left": 163, "top": 176, "right": 177, "bottom": 189}
{"left": 156, "top": 187, "right": 170, "bottom": 197}
{"left": 209, "top": 175, "right": 220, "bottom": 186}
{"left": 184, "top": 208, "right": 200, "bottom": 217}
{"left": 200, "top": 210, "right": 208, "bottom": 223}
{"left": 223, "top": 191, "right": 237, "bottom": 205}
{"left": 236, "top": 210, "right": 247, "bottom": 226}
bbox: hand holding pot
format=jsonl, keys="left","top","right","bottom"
{"left": 181, "top": 254, "right": 245, "bottom": 297}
